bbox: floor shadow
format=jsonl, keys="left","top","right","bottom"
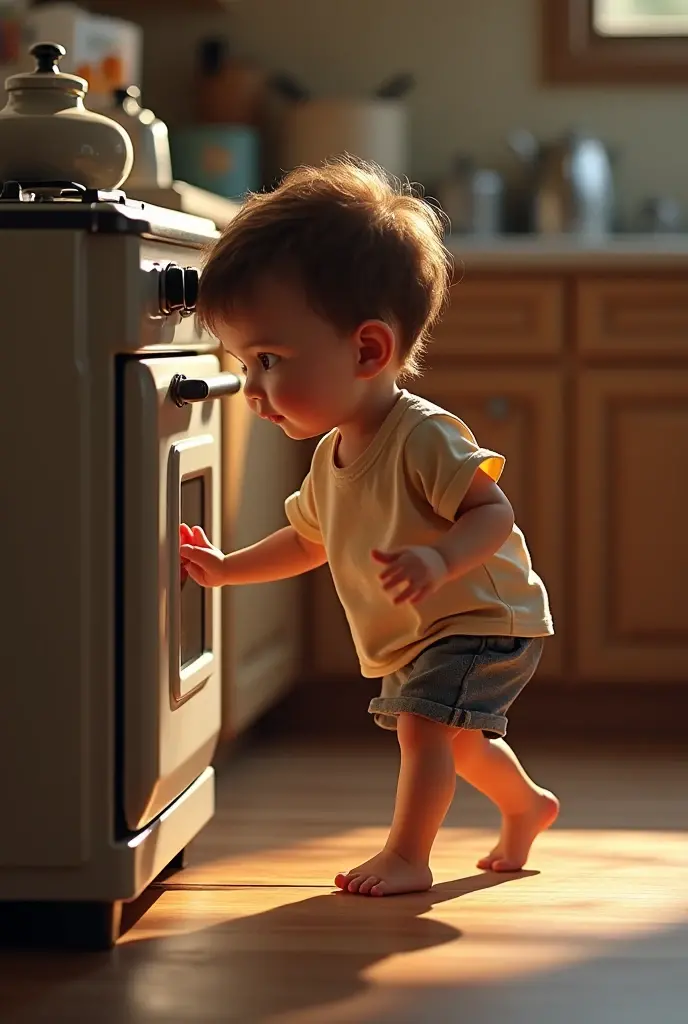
{"left": 0, "top": 872, "right": 532, "bottom": 1023}
{"left": 391, "top": 918, "right": 688, "bottom": 1024}
{"left": 0, "top": 888, "right": 164, "bottom": 953}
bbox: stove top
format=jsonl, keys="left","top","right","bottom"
{"left": 0, "top": 179, "right": 218, "bottom": 246}
{"left": 0, "top": 180, "right": 135, "bottom": 205}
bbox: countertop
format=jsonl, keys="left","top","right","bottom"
{"left": 130, "top": 181, "right": 240, "bottom": 230}
{"left": 445, "top": 234, "right": 688, "bottom": 269}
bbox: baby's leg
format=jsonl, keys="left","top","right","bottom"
{"left": 335, "top": 713, "right": 456, "bottom": 896}
{"left": 453, "top": 730, "right": 559, "bottom": 871}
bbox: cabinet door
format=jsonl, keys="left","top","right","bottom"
{"left": 418, "top": 370, "right": 565, "bottom": 680}
{"left": 576, "top": 278, "right": 688, "bottom": 358}
{"left": 576, "top": 370, "right": 688, "bottom": 682}
{"left": 309, "top": 565, "right": 360, "bottom": 677}
{"left": 220, "top": 357, "right": 302, "bottom": 735}
{"left": 431, "top": 278, "right": 563, "bottom": 359}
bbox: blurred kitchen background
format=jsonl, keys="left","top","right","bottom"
{"left": 3, "top": 0, "right": 688, "bottom": 236}
{"left": 2, "top": 0, "right": 686, "bottom": 742}
{"left": 2, "top": 0, "right": 687, "bottom": 743}
{"left": 1, "top": 1, "right": 688, "bottom": 991}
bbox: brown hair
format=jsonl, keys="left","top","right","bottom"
{"left": 196, "top": 157, "right": 453, "bottom": 381}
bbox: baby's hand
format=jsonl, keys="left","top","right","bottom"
{"left": 179, "top": 524, "right": 228, "bottom": 588}
{"left": 372, "top": 546, "right": 448, "bottom": 605}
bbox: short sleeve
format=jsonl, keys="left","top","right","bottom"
{"left": 404, "top": 415, "right": 505, "bottom": 522}
{"left": 284, "top": 470, "right": 323, "bottom": 544}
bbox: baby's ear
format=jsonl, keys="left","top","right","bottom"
{"left": 354, "top": 320, "right": 396, "bottom": 378}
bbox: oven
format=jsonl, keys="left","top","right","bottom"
{"left": 0, "top": 181, "right": 243, "bottom": 949}
{"left": 120, "top": 352, "right": 239, "bottom": 832}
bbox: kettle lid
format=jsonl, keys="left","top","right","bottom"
{"left": 5, "top": 42, "right": 87, "bottom": 95}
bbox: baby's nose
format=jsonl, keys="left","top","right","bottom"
{"left": 242, "top": 374, "right": 263, "bottom": 400}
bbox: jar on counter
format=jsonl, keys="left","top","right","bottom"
{"left": 436, "top": 156, "right": 504, "bottom": 237}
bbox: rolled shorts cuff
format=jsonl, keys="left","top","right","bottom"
{"left": 367, "top": 695, "right": 508, "bottom": 737}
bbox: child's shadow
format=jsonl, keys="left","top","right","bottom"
{"left": 0, "top": 871, "right": 537, "bottom": 1022}
{"left": 141, "top": 870, "right": 538, "bottom": 1022}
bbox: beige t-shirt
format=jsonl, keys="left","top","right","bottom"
{"left": 285, "top": 390, "right": 553, "bottom": 678}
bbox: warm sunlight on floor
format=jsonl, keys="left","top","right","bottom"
{"left": 2, "top": 740, "right": 686, "bottom": 1024}
{"left": 117, "top": 820, "right": 687, "bottom": 1023}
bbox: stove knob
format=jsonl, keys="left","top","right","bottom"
{"left": 160, "top": 263, "right": 185, "bottom": 315}
{"left": 183, "top": 267, "right": 199, "bottom": 313}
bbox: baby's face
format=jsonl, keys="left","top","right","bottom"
{"left": 217, "top": 277, "right": 369, "bottom": 440}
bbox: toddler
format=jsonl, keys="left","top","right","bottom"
{"left": 180, "top": 158, "right": 559, "bottom": 897}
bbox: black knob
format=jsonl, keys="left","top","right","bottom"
{"left": 31, "top": 42, "right": 66, "bottom": 75}
{"left": 1, "top": 181, "right": 22, "bottom": 201}
{"left": 160, "top": 263, "right": 185, "bottom": 314}
{"left": 183, "top": 267, "right": 199, "bottom": 312}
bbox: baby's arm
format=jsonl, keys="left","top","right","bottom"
{"left": 374, "top": 469, "right": 514, "bottom": 604}
{"left": 375, "top": 417, "right": 514, "bottom": 604}
{"left": 180, "top": 524, "right": 327, "bottom": 588}
{"left": 434, "top": 467, "right": 514, "bottom": 579}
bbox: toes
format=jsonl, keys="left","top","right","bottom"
{"left": 370, "top": 882, "right": 388, "bottom": 897}
{"left": 491, "top": 858, "right": 523, "bottom": 873}
{"left": 335, "top": 868, "right": 385, "bottom": 895}
{"left": 476, "top": 857, "right": 495, "bottom": 870}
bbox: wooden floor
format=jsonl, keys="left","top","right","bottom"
{"left": 1, "top": 734, "right": 687, "bottom": 1023}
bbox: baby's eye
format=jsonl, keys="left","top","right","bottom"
{"left": 258, "top": 352, "right": 279, "bottom": 370}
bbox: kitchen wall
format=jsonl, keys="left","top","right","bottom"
{"left": 140, "top": 0, "right": 688, "bottom": 226}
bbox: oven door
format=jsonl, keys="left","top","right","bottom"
{"left": 121, "top": 353, "right": 228, "bottom": 832}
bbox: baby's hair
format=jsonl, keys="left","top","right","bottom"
{"left": 197, "top": 156, "right": 453, "bottom": 381}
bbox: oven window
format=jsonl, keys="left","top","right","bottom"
{"left": 180, "top": 475, "right": 206, "bottom": 668}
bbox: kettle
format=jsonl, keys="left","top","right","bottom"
{"left": 0, "top": 42, "right": 133, "bottom": 190}
{"left": 110, "top": 86, "right": 173, "bottom": 191}
{"left": 508, "top": 129, "right": 615, "bottom": 237}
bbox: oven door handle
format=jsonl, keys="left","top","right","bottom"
{"left": 170, "top": 372, "right": 242, "bottom": 407}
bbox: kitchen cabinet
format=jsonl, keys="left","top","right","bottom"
{"left": 310, "top": 564, "right": 359, "bottom": 677}
{"left": 221, "top": 362, "right": 302, "bottom": 736}
{"left": 576, "top": 278, "right": 688, "bottom": 358}
{"left": 433, "top": 278, "right": 564, "bottom": 357}
{"left": 576, "top": 369, "right": 688, "bottom": 682}
{"left": 416, "top": 369, "right": 565, "bottom": 680}
{"left": 306, "top": 268, "right": 688, "bottom": 689}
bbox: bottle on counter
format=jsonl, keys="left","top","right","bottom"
{"left": 436, "top": 155, "right": 504, "bottom": 237}
{"left": 194, "top": 37, "right": 266, "bottom": 127}
{"left": 110, "top": 85, "right": 172, "bottom": 190}
{"left": 168, "top": 37, "right": 263, "bottom": 200}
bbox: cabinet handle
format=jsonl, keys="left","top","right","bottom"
{"left": 487, "top": 397, "right": 509, "bottom": 419}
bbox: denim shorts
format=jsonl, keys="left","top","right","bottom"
{"left": 368, "top": 635, "right": 545, "bottom": 739}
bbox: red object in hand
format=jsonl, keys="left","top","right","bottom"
{"left": 179, "top": 522, "right": 193, "bottom": 585}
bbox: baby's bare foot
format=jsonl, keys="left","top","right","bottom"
{"left": 335, "top": 849, "right": 433, "bottom": 897}
{"left": 477, "top": 789, "right": 560, "bottom": 872}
